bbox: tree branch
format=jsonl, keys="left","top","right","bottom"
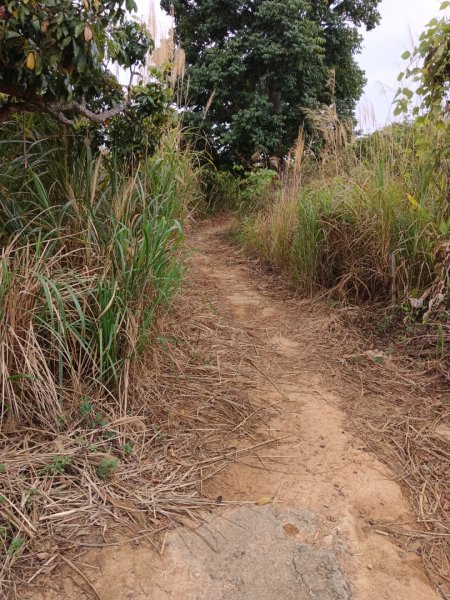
{"left": 0, "top": 83, "right": 131, "bottom": 126}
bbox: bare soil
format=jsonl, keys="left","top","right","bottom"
{"left": 28, "top": 218, "right": 441, "bottom": 599}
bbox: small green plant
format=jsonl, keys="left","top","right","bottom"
{"left": 79, "top": 396, "right": 93, "bottom": 419}
{"left": 80, "top": 398, "right": 109, "bottom": 428}
{"left": 41, "top": 456, "right": 72, "bottom": 476}
{"left": 25, "top": 488, "right": 39, "bottom": 508}
{"left": 92, "top": 412, "right": 108, "bottom": 428}
{"left": 152, "top": 424, "right": 167, "bottom": 444}
{"left": 0, "top": 463, "right": 5, "bottom": 474}
{"left": 97, "top": 458, "right": 119, "bottom": 481}
{"left": 376, "top": 314, "right": 395, "bottom": 336}
{"left": 7, "top": 537, "right": 25, "bottom": 556}
{"left": 237, "top": 168, "right": 279, "bottom": 213}
{"left": 121, "top": 443, "right": 134, "bottom": 457}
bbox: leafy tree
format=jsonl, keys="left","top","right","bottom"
{"left": 0, "top": 0, "right": 167, "bottom": 131}
{"left": 162, "top": 0, "right": 381, "bottom": 166}
{"left": 395, "top": 2, "right": 449, "bottom": 122}
{"left": 394, "top": 3, "right": 449, "bottom": 223}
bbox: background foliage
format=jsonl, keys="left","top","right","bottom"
{"left": 162, "top": 0, "right": 381, "bottom": 166}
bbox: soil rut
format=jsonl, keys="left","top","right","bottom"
{"left": 32, "top": 219, "right": 440, "bottom": 599}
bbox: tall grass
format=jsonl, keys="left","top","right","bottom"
{"left": 242, "top": 121, "right": 449, "bottom": 304}
{"left": 0, "top": 119, "right": 200, "bottom": 429}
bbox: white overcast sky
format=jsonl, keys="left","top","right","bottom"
{"left": 138, "top": 0, "right": 443, "bottom": 131}
{"left": 356, "top": 0, "right": 442, "bottom": 131}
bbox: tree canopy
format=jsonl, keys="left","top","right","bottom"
{"left": 162, "top": 0, "right": 381, "bottom": 166}
{"left": 0, "top": 0, "right": 169, "bottom": 131}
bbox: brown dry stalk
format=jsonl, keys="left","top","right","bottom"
{"left": 0, "top": 268, "right": 274, "bottom": 599}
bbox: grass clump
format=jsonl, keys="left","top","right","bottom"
{"left": 242, "top": 122, "right": 448, "bottom": 305}
{"left": 0, "top": 120, "right": 199, "bottom": 428}
{"left": 0, "top": 116, "right": 202, "bottom": 594}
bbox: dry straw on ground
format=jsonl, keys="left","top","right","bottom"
{"left": 0, "top": 265, "right": 270, "bottom": 599}
{"left": 338, "top": 346, "right": 450, "bottom": 597}
{"left": 226, "top": 225, "right": 450, "bottom": 597}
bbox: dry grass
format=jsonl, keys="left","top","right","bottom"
{"left": 241, "top": 119, "right": 448, "bottom": 303}
{"left": 335, "top": 322, "right": 450, "bottom": 596}
{"left": 228, "top": 219, "right": 450, "bottom": 596}
{"left": 0, "top": 265, "right": 270, "bottom": 599}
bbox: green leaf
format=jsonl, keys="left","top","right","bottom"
{"left": 402, "top": 88, "right": 414, "bottom": 100}
{"left": 34, "top": 53, "right": 43, "bottom": 75}
{"left": 77, "top": 52, "right": 87, "bottom": 72}
{"left": 4, "top": 31, "right": 22, "bottom": 39}
{"left": 74, "top": 22, "right": 85, "bottom": 37}
{"left": 401, "top": 50, "right": 411, "bottom": 60}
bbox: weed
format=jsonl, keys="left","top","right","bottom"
{"left": 7, "top": 537, "right": 25, "bottom": 556}
{"left": 97, "top": 458, "right": 119, "bottom": 480}
{"left": 79, "top": 397, "right": 93, "bottom": 419}
{"left": 376, "top": 314, "right": 395, "bottom": 336}
{"left": 153, "top": 424, "right": 167, "bottom": 444}
{"left": 121, "top": 443, "right": 134, "bottom": 457}
{"left": 93, "top": 412, "right": 108, "bottom": 429}
{"left": 25, "top": 488, "right": 38, "bottom": 508}
{"left": 41, "top": 456, "right": 72, "bottom": 476}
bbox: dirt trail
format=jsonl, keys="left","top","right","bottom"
{"left": 32, "top": 219, "right": 440, "bottom": 599}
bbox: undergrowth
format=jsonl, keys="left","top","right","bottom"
{"left": 0, "top": 119, "right": 198, "bottom": 428}
{"left": 0, "top": 116, "right": 202, "bottom": 594}
{"left": 241, "top": 122, "right": 449, "bottom": 305}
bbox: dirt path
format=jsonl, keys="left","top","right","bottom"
{"left": 33, "top": 219, "right": 440, "bottom": 599}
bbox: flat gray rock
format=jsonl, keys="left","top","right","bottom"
{"left": 169, "top": 505, "right": 351, "bottom": 599}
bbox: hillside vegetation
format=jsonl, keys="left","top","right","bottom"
{"left": 0, "top": 1, "right": 204, "bottom": 591}
{"left": 0, "top": 121, "right": 196, "bottom": 428}
{"left": 0, "top": 0, "right": 448, "bottom": 596}
{"left": 243, "top": 120, "right": 448, "bottom": 305}
{"left": 234, "top": 9, "right": 449, "bottom": 352}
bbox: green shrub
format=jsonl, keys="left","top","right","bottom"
{"left": 97, "top": 458, "right": 119, "bottom": 481}
{"left": 201, "top": 167, "right": 279, "bottom": 214}
{"left": 201, "top": 169, "right": 241, "bottom": 213}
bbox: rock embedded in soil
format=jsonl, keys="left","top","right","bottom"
{"left": 168, "top": 505, "right": 351, "bottom": 599}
